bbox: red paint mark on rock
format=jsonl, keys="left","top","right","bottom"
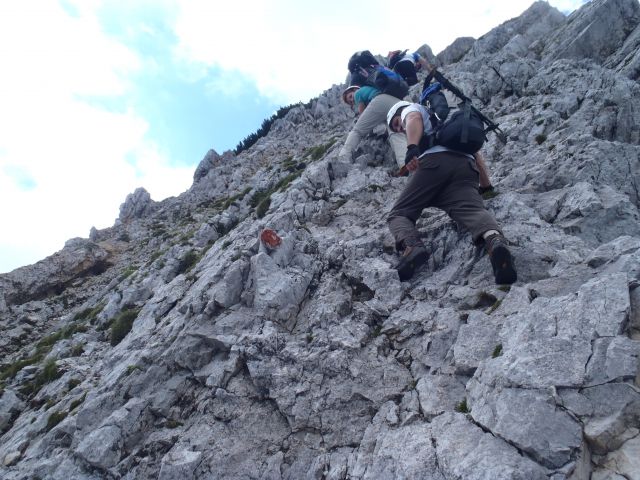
{"left": 260, "top": 229, "right": 282, "bottom": 249}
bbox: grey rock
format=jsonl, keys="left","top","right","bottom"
{"left": 585, "top": 336, "right": 640, "bottom": 386}
{"left": 543, "top": 0, "right": 640, "bottom": 64}
{"left": 0, "top": 390, "right": 24, "bottom": 433}
{"left": 118, "top": 187, "right": 155, "bottom": 223}
{"left": 75, "top": 424, "right": 123, "bottom": 469}
{"left": 159, "top": 449, "right": 202, "bottom": 480}
{"left": 468, "top": 384, "right": 583, "bottom": 468}
{"left": 416, "top": 374, "right": 466, "bottom": 419}
{"left": 591, "top": 434, "right": 640, "bottom": 480}
{"left": 431, "top": 412, "right": 548, "bottom": 480}
{"left": 605, "top": 22, "right": 640, "bottom": 80}
{"left": 193, "top": 149, "right": 220, "bottom": 183}
{"left": 437, "top": 37, "right": 475, "bottom": 66}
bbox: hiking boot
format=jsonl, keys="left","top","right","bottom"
{"left": 396, "top": 238, "right": 428, "bottom": 281}
{"left": 485, "top": 233, "right": 517, "bottom": 285}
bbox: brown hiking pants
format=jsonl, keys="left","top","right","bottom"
{"left": 388, "top": 151, "right": 501, "bottom": 246}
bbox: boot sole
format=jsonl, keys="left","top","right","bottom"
{"left": 397, "top": 250, "right": 428, "bottom": 281}
{"left": 492, "top": 245, "right": 517, "bottom": 285}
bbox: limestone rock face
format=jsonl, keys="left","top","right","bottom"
{"left": 117, "top": 187, "right": 155, "bottom": 223}
{"left": 543, "top": 0, "right": 640, "bottom": 63}
{"left": 2, "top": 1, "right": 640, "bottom": 479}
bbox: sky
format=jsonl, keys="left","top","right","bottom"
{"left": 0, "top": 0, "right": 589, "bottom": 274}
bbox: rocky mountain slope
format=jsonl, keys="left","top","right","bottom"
{"left": 2, "top": 0, "right": 640, "bottom": 478}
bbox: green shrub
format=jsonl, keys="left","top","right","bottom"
{"left": 176, "top": 250, "right": 199, "bottom": 275}
{"left": 46, "top": 411, "right": 68, "bottom": 431}
{"left": 69, "top": 393, "right": 86, "bottom": 411}
{"left": 487, "top": 299, "right": 503, "bottom": 314}
{"left": 492, "top": 344, "right": 503, "bottom": 358}
{"left": 70, "top": 344, "right": 84, "bottom": 357}
{"left": 166, "top": 419, "right": 183, "bottom": 429}
{"left": 67, "top": 378, "right": 81, "bottom": 390}
{"left": 18, "top": 359, "right": 63, "bottom": 397}
{"left": 234, "top": 101, "right": 311, "bottom": 154}
{"left": 110, "top": 308, "right": 141, "bottom": 346}
{"left": 455, "top": 399, "right": 470, "bottom": 413}
{"left": 256, "top": 196, "right": 271, "bottom": 219}
{"left": 73, "top": 302, "right": 105, "bottom": 322}
{"left": 119, "top": 266, "right": 138, "bottom": 280}
{"left": 40, "top": 360, "right": 61, "bottom": 384}
{"left": 535, "top": 134, "right": 547, "bottom": 144}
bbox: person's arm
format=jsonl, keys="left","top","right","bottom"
{"left": 357, "top": 102, "right": 366, "bottom": 115}
{"left": 404, "top": 111, "right": 423, "bottom": 146}
{"left": 414, "top": 53, "right": 429, "bottom": 71}
{"left": 474, "top": 151, "right": 492, "bottom": 188}
{"left": 403, "top": 111, "right": 424, "bottom": 172}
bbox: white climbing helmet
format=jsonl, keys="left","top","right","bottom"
{"left": 387, "top": 101, "right": 412, "bottom": 128}
{"left": 341, "top": 85, "right": 360, "bottom": 104}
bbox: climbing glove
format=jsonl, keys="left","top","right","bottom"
{"left": 404, "top": 144, "right": 421, "bottom": 166}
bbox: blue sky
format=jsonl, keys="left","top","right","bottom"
{"left": 0, "top": 0, "right": 588, "bottom": 273}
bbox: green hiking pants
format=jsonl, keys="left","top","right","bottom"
{"left": 388, "top": 151, "right": 501, "bottom": 246}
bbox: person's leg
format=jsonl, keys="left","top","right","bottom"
{"left": 388, "top": 153, "right": 451, "bottom": 280}
{"left": 434, "top": 155, "right": 516, "bottom": 284}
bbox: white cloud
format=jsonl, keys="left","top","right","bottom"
{"left": 172, "top": 0, "right": 588, "bottom": 104}
{"left": 0, "top": 2, "right": 191, "bottom": 273}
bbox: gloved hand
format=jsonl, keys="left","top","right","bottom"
{"left": 404, "top": 144, "right": 421, "bottom": 166}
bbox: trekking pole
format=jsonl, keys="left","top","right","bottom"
{"left": 422, "top": 63, "right": 507, "bottom": 145}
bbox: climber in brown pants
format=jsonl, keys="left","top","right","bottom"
{"left": 386, "top": 101, "right": 517, "bottom": 284}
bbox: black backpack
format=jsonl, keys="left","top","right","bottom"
{"left": 387, "top": 49, "right": 408, "bottom": 70}
{"left": 420, "top": 82, "right": 486, "bottom": 155}
{"left": 348, "top": 50, "right": 381, "bottom": 87}
{"left": 348, "top": 50, "right": 379, "bottom": 73}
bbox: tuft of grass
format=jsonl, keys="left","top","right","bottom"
{"left": 73, "top": 302, "right": 105, "bottom": 322}
{"left": 46, "top": 411, "right": 68, "bottom": 432}
{"left": 109, "top": 308, "right": 141, "bottom": 346}
{"left": 535, "top": 134, "right": 547, "bottom": 145}
{"left": 19, "top": 359, "right": 63, "bottom": 397}
{"left": 455, "top": 399, "right": 470, "bottom": 414}
{"left": 119, "top": 266, "right": 138, "bottom": 281}
{"left": 176, "top": 250, "right": 200, "bottom": 275}
{"left": 481, "top": 189, "right": 499, "bottom": 200}
{"left": 40, "top": 360, "right": 61, "bottom": 384}
{"left": 498, "top": 285, "right": 511, "bottom": 293}
{"left": 69, "top": 393, "right": 87, "bottom": 411}
{"left": 492, "top": 344, "right": 503, "bottom": 358}
{"left": 70, "top": 344, "right": 84, "bottom": 357}
{"left": 67, "top": 378, "right": 81, "bottom": 390}
{"left": 256, "top": 196, "right": 271, "bottom": 218}
{"left": 487, "top": 299, "right": 503, "bottom": 315}
{"left": 125, "top": 365, "right": 142, "bottom": 376}
{"left": 306, "top": 139, "right": 337, "bottom": 161}
{"left": 165, "top": 419, "right": 183, "bottom": 429}
{"left": 275, "top": 171, "right": 303, "bottom": 192}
